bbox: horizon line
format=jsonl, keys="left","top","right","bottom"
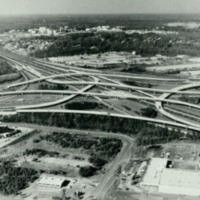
{"left": 1, "top": 13, "right": 200, "bottom": 17}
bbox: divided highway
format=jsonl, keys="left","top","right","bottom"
{"left": 1, "top": 90, "right": 200, "bottom": 112}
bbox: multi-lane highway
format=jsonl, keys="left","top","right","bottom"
{"left": 1, "top": 90, "right": 200, "bottom": 113}
{"left": 6, "top": 75, "right": 200, "bottom": 95}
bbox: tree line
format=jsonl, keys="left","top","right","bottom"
{"left": 0, "top": 126, "right": 13, "bottom": 134}
{"left": 2, "top": 113, "right": 199, "bottom": 148}
{"left": 24, "top": 148, "right": 60, "bottom": 157}
{"left": 65, "top": 101, "right": 102, "bottom": 110}
{"left": 2, "top": 113, "right": 146, "bottom": 134}
{"left": 38, "top": 83, "right": 69, "bottom": 90}
{"left": 136, "top": 127, "right": 184, "bottom": 146}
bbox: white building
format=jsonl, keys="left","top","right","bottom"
{"left": 159, "top": 169, "right": 200, "bottom": 196}
{"left": 141, "top": 158, "right": 200, "bottom": 196}
{"left": 37, "top": 174, "right": 70, "bottom": 189}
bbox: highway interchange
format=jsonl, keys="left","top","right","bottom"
{"left": 1, "top": 49, "right": 200, "bottom": 199}
{"left": 1, "top": 50, "right": 200, "bottom": 130}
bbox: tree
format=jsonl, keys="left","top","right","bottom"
{"left": 140, "top": 107, "right": 157, "bottom": 118}
{"left": 79, "top": 166, "right": 97, "bottom": 177}
{"left": 89, "top": 156, "right": 107, "bottom": 168}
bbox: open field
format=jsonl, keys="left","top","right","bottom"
{"left": 0, "top": 94, "right": 66, "bottom": 108}
{"left": 162, "top": 143, "right": 200, "bottom": 162}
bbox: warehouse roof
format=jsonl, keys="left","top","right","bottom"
{"left": 141, "top": 158, "right": 167, "bottom": 187}
{"left": 160, "top": 168, "right": 200, "bottom": 188}
{"left": 37, "top": 174, "right": 68, "bottom": 188}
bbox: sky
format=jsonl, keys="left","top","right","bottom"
{"left": 0, "top": 0, "right": 200, "bottom": 15}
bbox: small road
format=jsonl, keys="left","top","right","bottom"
{"left": 93, "top": 136, "right": 133, "bottom": 200}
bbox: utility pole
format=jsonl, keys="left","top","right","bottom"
{"left": 62, "top": 189, "right": 66, "bottom": 200}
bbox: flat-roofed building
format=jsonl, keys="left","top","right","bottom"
{"left": 159, "top": 169, "right": 200, "bottom": 196}
{"left": 140, "top": 158, "right": 167, "bottom": 188}
{"left": 141, "top": 158, "right": 200, "bottom": 196}
{"left": 37, "top": 174, "right": 70, "bottom": 189}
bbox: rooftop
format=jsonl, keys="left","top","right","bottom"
{"left": 141, "top": 158, "right": 167, "bottom": 187}
{"left": 37, "top": 174, "right": 68, "bottom": 188}
{"left": 141, "top": 158, "right": 200, "bottom": 196}
{"left": 160, "top": 168, "right": 200, "bottom": 188}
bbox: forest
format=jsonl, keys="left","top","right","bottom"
{"left": 0, "top": 161, "right": 38, "bottom": 195}
{"left": 27, "top": 27, "right": 200, "bottom": 58}
{"left": 1, "top": 113, "right": 147, "bottom": 134}
{"left": 31, "top": 32, "right": 177, "bottom": 58}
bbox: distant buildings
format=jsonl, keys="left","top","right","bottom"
{"left": 126, "top": 29, "right": 178, "bottom": 35}
{"left": 85, "top": 26, "right": 178, "bottom": 35}
{"left": 166, "top": 22, "right": 200, "bottom": 29}
{"left": 86, "top": 25, "right": 122, "bottom": 33}
{"left": 49, "top": 52, "right": 166, "bottom": 69}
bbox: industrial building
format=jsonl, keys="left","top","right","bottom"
{"left": 37, "top": 174, "right": 70, "bottom": 189}
{"left": 141, "top": 158, "right": 200, "bottom": 196}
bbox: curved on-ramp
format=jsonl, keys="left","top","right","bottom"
{"left": 156, "top": 83, "right": 200, "bottom": 129}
